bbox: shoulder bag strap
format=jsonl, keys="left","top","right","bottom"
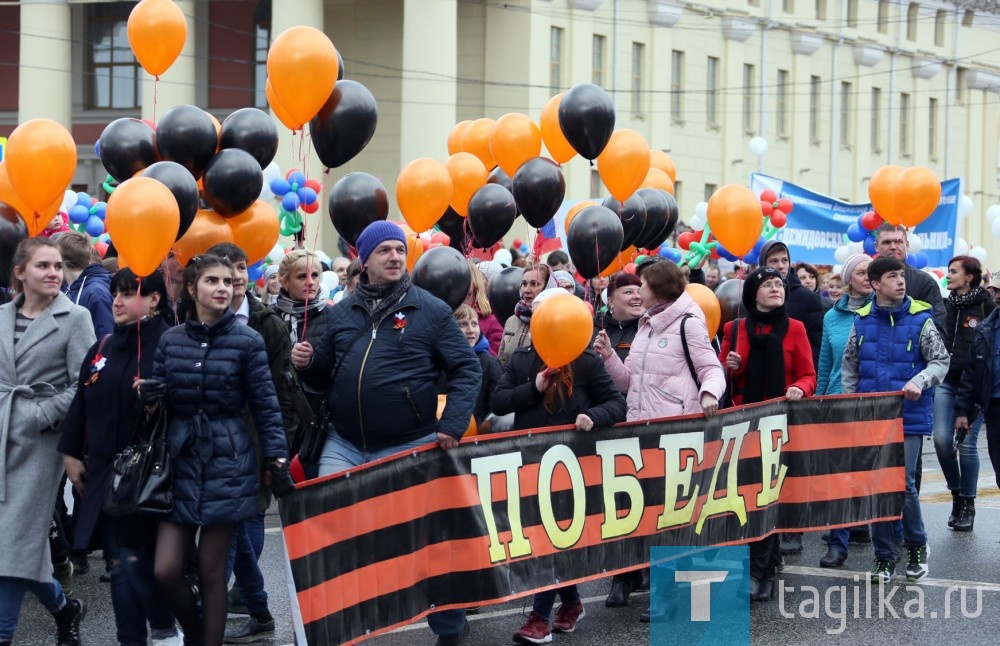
{"left": 679, "top": 314, "right": 701, "bottom": 389}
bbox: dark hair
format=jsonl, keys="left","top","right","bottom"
{"left": 948, "top": 255, "right": 983, "bottom": 288}
{"left": 54, "top": 231, "right": 93, "bottom": 271}
{"left": 347, "top": 258, "right": 363, "bottom": 282}
{"left": 10, "top": 237, "right": 60, "bottom": 293}
{"left": 875, "top": 222, "right": 907, "bottom": 239}
{"left": 794, "top": 262, "right": 819, "bottom": 280}
{"left": 112, "top": 267, "right": 173, "bottom": 318}
{"left": 867, "top": 256, "right": 905, "bottom": 282}
{"left": 546, "top": 250, "right": 570, "bottom": 267}
{"left": 205, "top": 242, "right": 248, "bottom": 264}
{"left": 607, "top": 272, "right": 641, "bottom": 299}
{"left": 179, "top": 254, "right": 234, "bottom": 320}
{"left": 638, "top": 260, "right": 686, "bottom": 303}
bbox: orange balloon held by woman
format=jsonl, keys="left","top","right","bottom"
{"left": 461, "top": 118, "right": 497, "bottom": 171}
{"left": 172, "top": 209, "right": 234, "bottom": 267}
{"left": 868, "top": 164, "right": 903, "bottom": 226}
{"left": 539, "top": 94, "right": 576, "bottom": 164}
{"left": 396, "top": 158, "right": 454, "bottom": 233}
{"left": 685, "top": 283, "right": 721, "bottom": 338}
{"left": 531, "top": 292, "right": 594, "bottom": 369}
{"left": 489, "top": 113, "right": 542, "bottom": 178}
{"left": 265, "top": 78, "right": 299, "bottom": 132}
{"left": 447, "top": 120, "right": 473, "bottom": 156}
{"left": 706, "top": 184, "right": 763, "bottom": 257}
{"left": 5, "top": 119, "right": 77, "bottom": 216}
{"left": 894, "top": 166, "right": 941, "bottom": 228}
{"left": 266, "top": 26, "right": 339, "bottom": 129}
{"left": 564, "top": 200, "right": 597, "bottom": 233}
{"left": 649, "top": 150, "right": 677, "bottom": 183}
{"left": 227, "top": 200, "right": 280, "bottom": 265}
{"left": 127, "top": 0, "right": 188, "bottom": 77}
{"left": 445, "top": 152, "right": 488, "bottom": 217}
{"left": 597, "top": 130, "right": 650, "bottom": 202}
{"left": 639, "top": 167, "right": 674, "bottom": 194}
{"left": 106, "top": 177, "right": 180, "bottom": 277}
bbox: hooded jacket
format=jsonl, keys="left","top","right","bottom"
{"left": 66, "top": 264, "right": 114, "bottom": 338}
{"left": 817, "top": 293, "right": 872, "bottom": 395}
{"left": 943, "top": 288, "right": 995, "bottom": 385}
{"left": 759, "top": 240, "right": 826, "bottom": 367}
{"left": 956, "top": 309, "right": 1000, "bottom": 417}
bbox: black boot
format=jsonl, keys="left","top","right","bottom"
{"left": 948, "top": 491, "right": 961, "bottom": 527}
{"left": 54, "top": 597, "right": 85, "bottom": 646}
{"left": 819, "top": 546, "right": 847, "bottom": 568}
{"left": 780, "top": 533, "right": 803, "bottom": 555}
{"left": 640, "top": 593, "right": 674, "bottom": 623}
{"left": 749, "top": 577, "right": 775, "bottom": 602}
{"left": 953, "top": 497, "right": 975, "bottom": 532}
{"left": 605, "top": 575, "right": 633, "bottom": 607}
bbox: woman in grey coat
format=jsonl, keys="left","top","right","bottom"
{"left": 0, "top": 237, "right": 94, "bottom": 646}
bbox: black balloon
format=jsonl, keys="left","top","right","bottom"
{"left": 412, "top": 246, "right": 472, "bottom": 311}
{"left": 634, "top": 188, "right": 678, "bottom": 250}
{"left": 558, "top": 83, "right": 616, "bottom": 160}
{"left": 310, "top": 80, "right": 378, "bottom": 169}
{"left": 142, "top": 161, "right": 200, "bottom": 240}
{"left": 201, "top": 149, "right": 263, "bottom": 216}
{"left": 337, "top": 50, "right": 345, "bottom": 80}
{"left": 0, "top": 203, "right": 28, "bottom": 289}
{"left": 327, "top": 172, "right": 388, "bottom": 246}
{"left": 220, "top": 108, "right": 278, "bottom": 170}
{"left": 512, "top": 157, "right": 565, "bottom": 229}
{"left": 716, "top": 278, "right": 746, "bottom": 327}
{"left": 602, "top": 195, "right": 647, "bottom": 251}
{"left": 487, "top": 166, "right": 513, "bottom": 194}
{"left": 436, "top": 206, "right": 468, "bottom": 251}
{"left": 155, "top": 105, "right": 219, "bottom": 179}
{"left": 488, "top": 266, "right": 524, "bottom": 324}
{"left": 468, "top": 184, "right": 517, "bottom": 248}
{"left": 99, "top": 118, "right": 159, "bottom": 183}
{"left": 567, "top": 205, "right": 624, "bottom": 279}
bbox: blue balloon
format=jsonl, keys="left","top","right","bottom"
{"left": 76, "top": 192, "right": 91, "bottom": 208}
{"left": 68, "top": 205, "right": 90, "bottom": 224}
{"left": 98, "top": 233, "right": 111, "bottom": 243}
{"left": 281, "top": 193, "right": 299, "bottom": 213}
{"left": 847, "top": 223, "right": 867, "bottom": 243}
{"left": 93, "top": 202, "right": 107, "bottom": 220}
{"left": 247, "top": 260, "right": 264, "bottom": 282}
{"left": 906, "top": 253, "right": 917, "bottom": 266}
{"left": 863, "top": 236, "right": 877, "bottom": 255}
{"left": 914, "top": 252, "right": 929, "bottom": 269}
{"left": 270, "top": 178, "right": 291, "bottom": 196}
{"left": 85, "top": 214, "right": 105, "bottom": 237}
{"left": 520, "top": 243, "right": 529, "bottom": 254}
{"left": 93, "top": 141, "right": 101, "bottom": 157}
{"left": 752, "top": 237, "right": 765, "bottom": 254}
{"left": 288, "top": 171, "right": 306, "bottom": 188}
{"left": 744, "top": 251, "right": 759, "bottom": 264}
{"left": 298, "top": 186, "right": 318, "bottom": 205}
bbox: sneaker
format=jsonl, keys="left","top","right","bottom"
{"left": 513, "top": 611, "right": 552, "bottom": 644}
{"left": 905, "top": 544, "right": 929, "bottom": 581}
{"left": 54, "top": 597, "right": 85, "bottom": 646}
{"left": 151, "top": 630, "right": 184, "bottom": 646}
{"left": 551, "top": 601, "right": 585, "bottom": 633}
{"left": 223, "top": 616, "right": 275, "bottom": 643}
{"left": 871, "top": 559, "right": 895, "bottom": 584}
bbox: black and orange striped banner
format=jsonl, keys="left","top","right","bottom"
{"left": 279, "top": 393, "right": 904, "bottom": 645}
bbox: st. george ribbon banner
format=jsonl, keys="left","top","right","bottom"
{"left": 278, "top": 394, "right": 905, "bottom": 645}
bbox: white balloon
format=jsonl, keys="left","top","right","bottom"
{"left": 531, "top": 287, "right": 566, "bottom": 311}
{"left": 61, "top": 190, "right": 77, "bottom": 211}
{"left": 494, "top": 249, "right": 513, "bottom": 267}
{"left": 954, "top": 237, "right": 970, "bottom": 256}
{"left": 847, "top": 241, "right": 865, "bottom": 254}
{"left": 695, "top": 201, "right": 709, "bottom": 218}
{"left": 959, "top": 195, "right": 974, "bottom": 219}
{"left": 834, "top": 245, "right": 851, "bottom": 263}
{"left": 332, "top": 290, "right": 346, "bottom": 305}
{"left": 907, "top": 231, "right": 923, "bottom": 253}
{"left": 259, "top": 161, "right": 282, "bottom": 202}
{"left": 267, "top": 243, "right": 285, "bottom": 264}
{"left": 689, "top": 214, "right": 706, "bottom": 230}
{"left": 320, "top": 270, "right": 340, "bottom": 297}
{"left": 748, "top": 136, "right": 769, "bottom": 157}
{"left": 992, "top": 218, "right": 1000, "bottom": 239}
{"left": 987, "top": 205, "right": 1000, "bottom": 225}
{"left": 970, "top": 246, "right": 988, "bottom": 263}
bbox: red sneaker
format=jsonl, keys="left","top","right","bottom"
{"left": 513, "top": 611, "right": 552, "bottom": 644}
{"left": 552, "top": 601, "right": 586, "bottom": 633}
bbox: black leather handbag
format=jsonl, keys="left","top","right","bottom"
{"left": 104, "top": 405, "right": 173, "bottom": 517}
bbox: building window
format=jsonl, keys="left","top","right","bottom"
{"left": 934, "top": 10, "right": 946, "bottom": 46}
{"left": 847, "top": 0, "right": 858, "bottom": 27}
{"left": 673, "top": 180, "right": 682, "bottom": 209}
{"left": 871, "top": 87, "right": 882, "bottom": 151}
{"left": 929, "top": 97, "right": 938, "bottom": 158}
{"left": 253, "top": 0, "right": 271, "bottom": 109}
{"left": 704, "top": 183, "right": 718, "bottom": 203}
{"left": 742, "top": 64, "right": 755, "bottom": 134}
{"left": 706, "top": 56, "right": 719, "bottom": 126}
{"left": 956, "top": 67, "right": 967, "bottom": 104}
{"left": 632, "top": 42, "right": 645, "bottom": 115}
{"left": 670, "top": 50, "right": 683, "bottom": 120}
{"left": 907, "top": 4, "right": 919, "bottom": 41}
{"left": 877, "top": 0, "right": 889, "bottom": 32}
{"left": 550, "top": 27, "right": 563, "bottom": 96}
{"left": 590, "top": 169, "right": 602, "bottom": 199}
{"left": 782, "top": 0, "right": 794, "bottom": 13}
{"left": 963, "top": 9, "right": 974, "bottom": 26}
{"left": 809, "top": 75, "right": 821, "bottom": 143}
{"left": 900, "top": 92, "right": 911, "bottom": 155}
{"left": 776, "top": 69, "right": 789, "bottom": 136}
{"left": 815, "top": 0, "right": 826, "bottom": 20}
{"left": 592, "top": 35, "right": 606, "bottom": 87}
{"left": 840, "top": 82, "right": 852, "bottom": 147}
{"left": 86, "top": 3, "right": 142, "bottom": 109}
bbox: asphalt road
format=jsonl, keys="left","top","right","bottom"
{"left": 13, "top": 437, "right": 1000, "bottom": 645}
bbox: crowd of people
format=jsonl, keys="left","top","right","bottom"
{"left": 2, "top": 218, "right": 999, "bottom": 646}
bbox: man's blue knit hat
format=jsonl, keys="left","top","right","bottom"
{"left": 356, "top": 220, "right": 407, "bottom": 265}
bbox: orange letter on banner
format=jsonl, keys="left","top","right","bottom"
{"left": 695, "top": 421, "right": 750, "bottom": 535}
{"left": 470, "top": 453, "right": 532, "bottom": 563}
{"left": 756, "top": 414, "right": 789, "bottom": 508}
{"left": 657, "top": 432, "right": 705, "bottom": 530}
{"left": 537, "top": 445, "right": 586, "bottom": 549}
{"left": 595, "top": 438, "right": 645, "bottom": 540}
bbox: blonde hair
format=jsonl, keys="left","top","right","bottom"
{"left": 277, "top": 250, "right": 324, "bottom": 287}
{"left": 468, "top": 261, "right": 492, "bottom": 317}
{"left": 454, "top": 303, "right": 477, "bottom": 322}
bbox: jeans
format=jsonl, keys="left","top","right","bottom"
{"left": 0, "top": 577, "right": 65, "bottom": 642}
{"left": 931, "top": 381, "right": 982, "bottom": 497}
{"left": 226, "top": 512, "right": 268, "bottom": 616}
{"left": 317, "top": 430, "right": 466, "bottom": 637}
{"left": 532, "top": 585, "right": 580, "bottom": 621}
{"left": 872, "top": 435, "right": 927, "bottom": 560}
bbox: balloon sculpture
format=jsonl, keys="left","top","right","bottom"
{"left": 675, "top": 187, "right": 790, "bottom": 267}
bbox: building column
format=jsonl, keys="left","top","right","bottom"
{"left": 140, "top": 0, "right": 197, "bottom": 120}
{"left": 18, "top": 0, "right": 72, "bottom": 127}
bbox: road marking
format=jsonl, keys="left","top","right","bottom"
{"left": 781, "top": 565, "right": 1000, "bottom": 592}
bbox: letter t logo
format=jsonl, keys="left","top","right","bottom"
{"left": 674, "top": 570, "right": 729, "bottom": 621}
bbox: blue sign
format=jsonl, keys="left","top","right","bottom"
{"left": 650, "top": 546, "right": 750, "bottom": 646}
{"left": 750, "top": 173, "right": 960, "bottom": 267}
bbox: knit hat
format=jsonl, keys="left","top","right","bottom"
{"left": 841, "top": 253, "right": 870, "bottom": 289}
{"left": 552, "top": 270, "right": 576, "bottom": 288}
{"left": 742, "top": 266, "right": 786, "bottom": 314}
{"left": 355, "top": 221, "right": 407, "bottom": 265}
{"left": 262, "top": 264, "right": 279, "bottom": 282}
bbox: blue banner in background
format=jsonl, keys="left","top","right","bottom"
{"left": 750, "top": 173, "right": 960, "bottom": 267}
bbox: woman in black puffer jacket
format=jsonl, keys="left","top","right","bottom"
{"left": 933, "top": 255, "right": 994, "bottom": 532}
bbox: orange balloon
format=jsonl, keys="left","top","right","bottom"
{"left": 894, "top": 167, "right": 941, "bottom": 228}
{"left": 445, "top": 152, "right": 488, "bottom": 217}
{"left": 266, "top": 26, "right": 338, "bottom": 129}
{"left": 26, "top": 197, "right": 64, "bottom": 238}
{"left": 127, "top": 0, "right": 187, "bottom": 77}
{"left": 460, "top": 118, "right": 496, "bottom": 171}
{"left": 106, "top": 177, "right": 180, "bottom": 277}
{"left": 540, "top": 94, "right": 576, "bottom": 164}
{"left": 531, "top": 292, "right": 593, "bottom": 369}
{"left": 265, "top": 79, "right": 299, "bottom": 132}
{"left": 397, "top": 223, "right": 425, "bottom": 272}
{"left": 685, "top": 283, "right": 721, "bottom": 338}
{"left": 396, "top": 158, "right": 454, "bottom": 233}
{"left": 172, "top": 209, "right": 234, "bottom": 267}
{"left": 639, "top": 168, "right": 674, "bottom": 195}
{"left": 706, "top": 185, "right": 763, "bottom": 257}
{"left": 869, "top": 165, "right": 903, "bottom": 226}
{"left": 0, "top": 162, "right": 35, "bottom": 224}
{"left": 564, "top": 200, "right": 597, "bottom": 234}
{"left": 649, "top": 150, "right": 677, "bottom": 183}
{"left": 489, "top": 113, "right": 542, "bottom": 178}
{"left": 597, "top": 130, "right": 651, "bottom": 202}
{"left": 227, "top": 200, "right": 280, "bottom": 265}
{"left": 447, "top": 121, "right": 473, "bottom": 156}
{"left": 6, "top": 119, "right": 77, "bottom": 216}
{"left": 599, "top": 245, "right": 637, "bottom": 277}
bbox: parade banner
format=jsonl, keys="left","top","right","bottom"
{"left": 750, "top": 173, "right": 960, "bottom": 266}
{"left": 279, "top": 394, "right": 904, "bottom": 645}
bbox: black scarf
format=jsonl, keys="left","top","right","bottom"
{"left": 948, "top": 285, "right": 986, "bottom": 311}
{"left": 274, "top": 293, "right": 327, "bottom": 344}
{"left": 742, "top": 305, "right": 790, "bottom": 404}
{"left": 355, "top": 271, "right": 413, "bottom": 326}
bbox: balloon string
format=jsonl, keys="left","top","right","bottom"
{"left": 135, "top": 277, "right": 143, "bottom": 382}
{"left": 301, "top": 250, "right": 313, "bottom": 343}
{"left": 153, "top": 77, "right": 159, "bottom": 124}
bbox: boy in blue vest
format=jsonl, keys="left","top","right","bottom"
{"left": 841, "top": 256, "right": 949, "bottom": 583}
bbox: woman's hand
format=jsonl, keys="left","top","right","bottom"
{"left": 575, "top": 414, "right": 595, "bottom": 431}
{"left": 700, "top": 393, "right": 719, "bottom": 417}
{"left": 785, "top": 386, "right": 804, "bottom": 401}
{"left": 64, "top": 456, "right": 87, "bottom": 495}
{"left": 291, "top": 341, "right": 314, "bottom": 369}
{"left": 955, "top": 416, "right": 970, "bottom": 431}
{"left": 725, "top": 352, "right": 742, "bottom": 371}
{"left": 535, "top": 367, "right": 558, "bottom": 392}
{"left": 593, "top": 330, "right": 613, "bottom": 361}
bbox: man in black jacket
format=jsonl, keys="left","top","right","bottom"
{"left": 759, "top": 240, "right": 824, "bottom": 367}
{"left": 292, "top": 220, "right": 481, "bottom": 646}
{"left": 875, "top": 224, "right": 946, "bottom": 333}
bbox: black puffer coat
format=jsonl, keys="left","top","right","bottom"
{"left": 592, "top": 312, "right": 640, "bottom": 363}
{"left": 152, "top": 310, "right": 287, "bottom": 526}
{"left": 944, "top": 287, "right": 995, "bottom": 385}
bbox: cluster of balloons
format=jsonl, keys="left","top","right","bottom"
{"left": 268, "top": 168, "right": 320, "bottom": 236}
{"left": 868, "top": 164, "right": 942, "bottom": 228}
{"left": 64, "top": 191, "right": 108, "bottom": 238}
{"left": 0, "top": 119, "right": 77, "bottom": 237}
{"left": 673, "top": 187, "right": 788, "bottom": 267}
